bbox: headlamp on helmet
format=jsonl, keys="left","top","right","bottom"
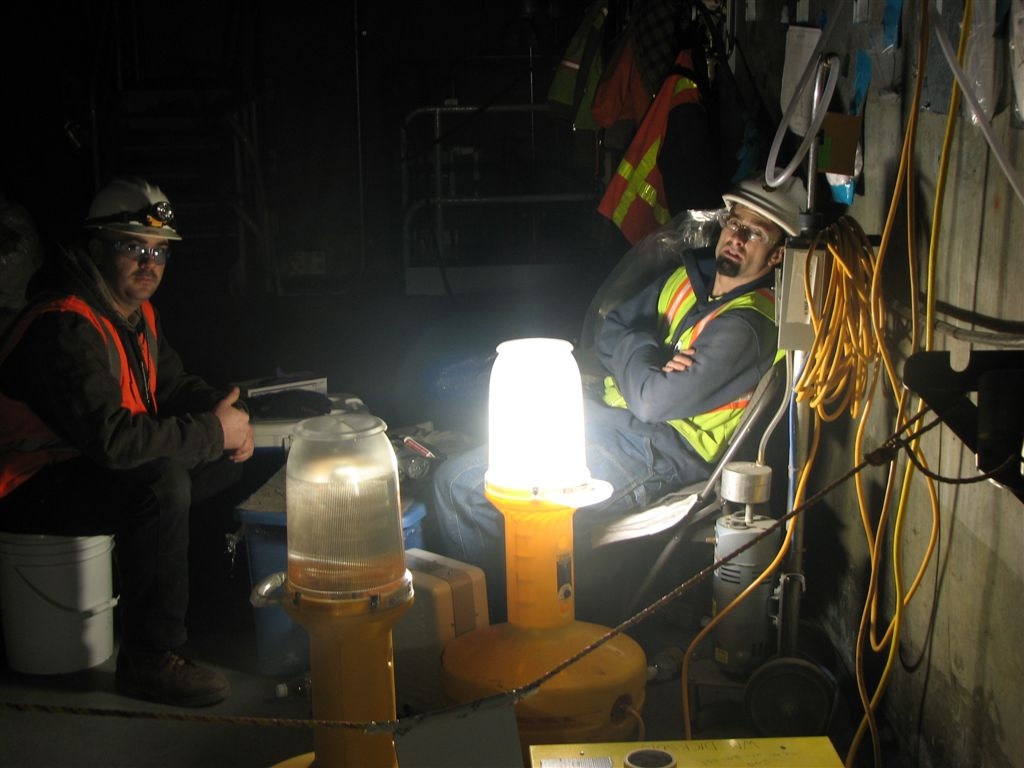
{"left": 87, "top": 200, "right": 176, "bottom": 230}
{"left": 84, "top": 177, "right": 182, "bottom": 241}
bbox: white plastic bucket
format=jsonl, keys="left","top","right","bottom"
{"left": 0, "top": 533, "right": 118, "bottom": 674}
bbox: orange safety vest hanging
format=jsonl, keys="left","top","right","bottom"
{"left": 598, "top": 50, "right": 703, "bottom": 244}
{"left": 0, "top": 296, "right": 159, "bottom": 496}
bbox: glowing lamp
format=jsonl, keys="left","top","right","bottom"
{"left": 442, "top": 338, "right": 647, "bottom": 755}
{"left": 486, "top": 338, "right": 599, "bottom": 499}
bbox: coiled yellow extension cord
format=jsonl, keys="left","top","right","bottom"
{"left": 796, "top": 2, "right": 973, "bottom": 764}
{"left": 677, "top": 5, "right": 975, "bottom": 762}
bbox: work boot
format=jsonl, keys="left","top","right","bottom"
{"left": 115, "top": 648, "right": 230, "bottom": 707}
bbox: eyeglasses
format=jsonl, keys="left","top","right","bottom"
{"left": 109, "top": 239, "right": 171, "bottom": 265}
{"left": 716, "top": 211, "right": 774, "bottom": 246}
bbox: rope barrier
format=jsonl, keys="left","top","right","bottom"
{"left": 1, "top": 410, "right": 950, "bottom": 738}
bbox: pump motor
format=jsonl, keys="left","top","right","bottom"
{"left": 711, "top": 462, "right": 781, "bottom": 676}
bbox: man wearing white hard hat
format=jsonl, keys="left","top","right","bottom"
{"left": 428, "top": 171, "right": 806, "bottom": 624}
{"left": 0, "top": 176, "right": 254, "bottom": 706}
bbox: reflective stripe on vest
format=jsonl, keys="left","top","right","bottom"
{"left": 603, "top": 266, "right": 778, "bottom": 463}
{"left": 597, "top": 51, "right": 702, "bottom": 244}
{"left": 548, "top": 0, "right": 608, "bottom": 130}
{"left": 0, "top": 297, "right": 159, "bottom": 496}
{"left": 605, "top": 138, "right": 670, "bottom": 236}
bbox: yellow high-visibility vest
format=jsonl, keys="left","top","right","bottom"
{"left": 603, "top": 266, "right": 777, "bottom": 462}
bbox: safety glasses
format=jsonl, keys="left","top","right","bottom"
{"left": 108, "top": 239, "right": 172, "bottom": 265}
{"left": 716, "top": 210, "right": 774, "bottom": 246}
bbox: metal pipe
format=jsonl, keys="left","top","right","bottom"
{"left": 403, "top": 102, "right": 547, "bottom": 127}
{"left": 805, "top": 55, "right": 834, "bottom": 212}
{"left": 402, "top": 194, "right": 596, "bottom": 269}
{"left": 777, "top": 53, "right": 832, "bottom": 654}
{"left": 779, "top": 325, "right": 812, "bottom": 656}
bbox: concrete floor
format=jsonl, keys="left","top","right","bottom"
{"left": 0, "top": 519, "right": 797, "bottom": 768}
{"left": 0, "top": 269, "right": 869, "bottom": 767}
{"left": 0, "top": 450, "right": 864, "bottom": 768}
{"left": 0, "top": 520, "right": 859, "bottom": 767}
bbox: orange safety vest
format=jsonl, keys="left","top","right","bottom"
{"left": 598, "top": 50, "right": 703, "bottom": 244}
{"left": 0, "top": 296, "right": 159, "bottom": 496}
{"left": 603, "top": 265, "right": 779, "bottom": 463}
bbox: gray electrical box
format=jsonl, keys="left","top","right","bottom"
{"left": 776, "top": 237, "right": 825, "bottom": 352}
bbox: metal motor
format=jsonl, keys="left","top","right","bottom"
{"left": 712, "top": 461, "right": 781, "bottom": 676}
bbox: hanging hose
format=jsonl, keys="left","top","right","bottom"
{"left": 930, "top": 0, "right": 1024, "bottom": 208}
{"left": 761, "top": 6, "right": 984, "bottom": 766}
{"left": 764, "top": 0, "right": 852, "bottom": 189}
{"left": 766, "top": 54, "right": 841, "bottom": 190}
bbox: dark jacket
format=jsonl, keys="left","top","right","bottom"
{"left": 0, "top": 243, "right": 230, "bottom": 496}
{"left": 595, "top": 246, "right": 778, "bottom": 468}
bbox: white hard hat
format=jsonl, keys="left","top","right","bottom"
{"left": 84, "top": 176, "right": 182, "bottom": 241}
{"left": 722, "top": 173, "right": 806, "bottom": 236}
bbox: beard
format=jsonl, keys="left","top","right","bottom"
{"left": 715, "top": 253, "right": 740, "bottom": 277}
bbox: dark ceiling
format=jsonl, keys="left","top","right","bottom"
{"left": 2, "top": 1, "right": 600, "bottom": 287}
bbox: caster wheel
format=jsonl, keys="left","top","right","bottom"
{"left": 745, "top": 655, "right": 836, "bottom": 736}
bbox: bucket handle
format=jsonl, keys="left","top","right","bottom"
{"left": 251, "top": 571, "right": 287, "bottom": 608}
{"left": 14, "top": 565, "right": 120, "bottom": 619}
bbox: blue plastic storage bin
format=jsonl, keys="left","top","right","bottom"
{"left": 240, "top": 499, "right": 428, "bottom": 676}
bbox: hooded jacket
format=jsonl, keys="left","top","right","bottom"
{"left": 596, "top": 246, "right": 779, "bottom": 467}
{"left": 0, "top": 243, "right": 231, "bottom": 497}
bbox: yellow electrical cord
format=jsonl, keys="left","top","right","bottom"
{"left": 677, "top": 4, "right": 973, "bottom": 757}
{"left": 795, "top": 218, "right": 879, "bottom": 421}
{"left": 765, "top": 4, "right": 971, "bottom": 764}
{"left": 841, "top": 2, "right": 973, "bottom": 766}
{"left": 790, "top": 215, "right": 887, "bottom": 767}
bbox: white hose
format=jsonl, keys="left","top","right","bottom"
{"left": 931, "top": 0, "right": 1024, "bottom": 208}
{"left": 765, "top": 0, "right": 853, "bottom": 189}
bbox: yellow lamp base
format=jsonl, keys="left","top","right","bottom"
{"left": 282, "top": 578, "right": 412, "bottom": 768}
{"left": 442, "top": 619, "right": 647, "bottom": 752}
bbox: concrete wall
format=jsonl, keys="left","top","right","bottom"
{"left": 846, "top": 106, "right": 1023, "bottom": 768}
{"left": 736, "top": 2, "right": 1022, "bottom": 766}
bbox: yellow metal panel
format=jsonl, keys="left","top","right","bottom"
{"left": 530, "top": 736, "right": 844, "bottom": 767}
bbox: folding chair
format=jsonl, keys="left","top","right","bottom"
{"left": 589, "top": 359, "right": 789, "bottom": 615}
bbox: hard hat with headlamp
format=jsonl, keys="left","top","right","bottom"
{"left": 83, "top": 177, "right": 182, "bottom": 241}
{"left": 721, "top": 173, "right": 806, "bottom": 237}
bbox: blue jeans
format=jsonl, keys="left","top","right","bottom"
{"left": 426, "top": 400, "right": 710, "bottom": 623}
